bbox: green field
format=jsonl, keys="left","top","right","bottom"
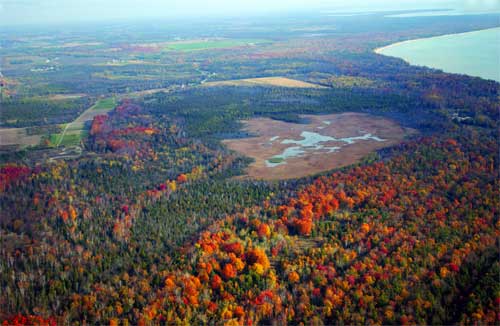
{"left": 49, "top": 122, "right": 85, "bottom": 146}
{"left": 49, "top": 130, "right": 86, "bottom": 147}
{"left": 165, "top": 39, "right": 269, "bottom": 52}
{"left": 48, "top": 98, "right": 115, "bottom": 148}
{"left": 91, "top": 97, "right": 117, "bottom": 111}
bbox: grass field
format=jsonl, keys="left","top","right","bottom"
{"left": 45, "top": 94, "right": 87, "bottom": 101}
{"left": 49, "top": 131, "right": 86, "bottom": 147}
{"left": 91, "top": 97, "right": 117, "bottom": 111}
{"left": 51, "top": 97, "right": 116, "bottom": 147}
{"left": 123, "top": 87, "right": 173, "bottom": 98}
{"left": 204, "top": 77, "right": 326, "bottom": 89}
{"left": 165, "top": 39, "right": 269, "bottom": 52}
{"left": 0, "top": 127, "right": 42, "bottom": 148}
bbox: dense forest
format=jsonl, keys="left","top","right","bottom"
{"left": 1, "top": 10, "right": 499, "bottom": 326}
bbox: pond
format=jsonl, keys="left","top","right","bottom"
{"left": 265, "top": 131, "right": 385, "bottom": 167}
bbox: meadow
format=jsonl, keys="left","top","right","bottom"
{"left": 223, "top": 113, "right": 413, "bottom": 179}
{"left": 164, "top": 39, "right": 270, "bottom": 51}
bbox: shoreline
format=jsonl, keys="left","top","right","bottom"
{"left": 373, "top": 26, "right": 500, "bottom": 54}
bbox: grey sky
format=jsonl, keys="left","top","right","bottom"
{"left": 0, "top": 0, "right": 499, "bottom": 26}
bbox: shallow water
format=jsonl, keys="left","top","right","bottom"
{"left": 377, "top": 28, "right": 500, "bottom": 82}
{"left": 282, "top": 131, "right": 338, "bottom": 147}
{"left": 265, "top": 131, "right": 385, "bottom": 167}
{"left": 386, "top": 10, "right": 500, "bottom": 18}
{"left": 265, "top": 147, "right": 305, "bottom": 167}
{"left": 282, "top": 131, "right": 385, "bottom": 147}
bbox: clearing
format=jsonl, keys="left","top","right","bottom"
{"left": 122, "top": 87, "right": 173, "bottom": 98}
{"left": 203, "top": 77, "right": 326, "bottom": 88}
{"left": 0, "top": 127, "right": 41, "bottom": 148}
{"left": 52, "top": 97, "right": 116, "bottom": 147}
{"left": 44, "top": 94, "right": 86, "bottom": 101}
{"left": 223, "top": 112, "right": 416, "bottom": 180}
{"left": 29, "top": 93, "right": 87, "bottom": 101}
{"left": 165, "top": 39, "right": 268, "bottom": 52}
{"left": 0, "top": 98, "right": 116, "bottom": 149}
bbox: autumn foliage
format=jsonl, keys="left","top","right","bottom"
{"left": 131, "top": 136, "right": 499, "bottom": 325}
{"left": 1, "top": 99, "right": 498, "bottom": 326}
{"left": 1, "top": 314, "right": 57, "bottom": 326}
{"left": 0, "top": 164, "right": 31, "bottom": 192}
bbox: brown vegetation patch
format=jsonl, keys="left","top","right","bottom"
{"left": 0, "top": 127, "right": 41, "bottom": 147}
{"left": 204, "top": 77, "right": 326, "bottom": 88}
{"left": 45, "top": 94, "right": 86, "bottom": 101}
{"left": 123, "top": 87, "right": 173, "bottom": 98}
{"left": 223, "top": 113, "right": 416, "bottom": 180}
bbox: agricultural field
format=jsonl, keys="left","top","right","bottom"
{"left": 123, "top": 87, "right": 174, "bottom": 98}
{"left": 164, "top": 39, "right": 269, "bottom": 51}
{"left": 224, "top": 113, "right": 414, "bottom": 179}
{"left": 88, "top": 97, "right": 117, "bottom": 112}
{"left": 48, "top": 97, "right": 117, "bottom": 148}
{"left": 43, "top": 94, "right": 87, "bottom": 100}
{"left": 48, "top": 129, "right": 86, "bottom": 147}
{"left": 0, "top": 127, "right": 42, "bottom": 148}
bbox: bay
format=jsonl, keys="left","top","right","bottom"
{"left": 376, "top": 27, "right": 500, "bottom": 82}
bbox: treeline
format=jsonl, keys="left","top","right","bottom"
{"left": 142, "top": 85, "right": 442, "bottom": 140}
{"left": 0, "top": 97, "right": 92, "bottom": 128}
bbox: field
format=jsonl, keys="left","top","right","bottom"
{"left": 123, "top": 87, "right": 174, "bottom": 98}
{"left": 89, "top": 97, "right": 116, "bottom": 111}
{"left": 204, "top": 77, "right": 326, "bottom": 88}
{"left": 165, "top": 39, "right": 268, "bottom": 51}
{"left": 49, "top": 129, "right": 86, "bottom": 147}
{"left": 50, "top": 97, "right": 116, "bottom": 147}
{"left": 223, "top": 112, "right": 415, "bottom": 179}
{"left": 0, "top": 127, "right": 41, "bottom": 148}
{"left": 44, "top": 94, "right": 86, "bottom": 101}
{"left": 93, "top": 60, "right": 159, "bottom": 67}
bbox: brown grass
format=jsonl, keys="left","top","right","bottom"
{"left": 0, "top": 127, "right": 41, "bottom": 147}
{"left": 204, "top": 77, "right": 326, "bottom": 88}
{"left": 223, "top": 112, "right": 416, "bottom": 180}
{"left": 45, "top": 94, "right": 86, "bottom": 101}
{"left": 123, "top": 88, "right": 172, "bottom": 98}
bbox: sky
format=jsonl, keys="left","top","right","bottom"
{"left": 0, "top": 0, "right": 499, "bottom": 26}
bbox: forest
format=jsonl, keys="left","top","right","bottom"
{"left": 0, "top": 9, "right": 499, "bottom": 326}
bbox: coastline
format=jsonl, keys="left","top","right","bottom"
{"left": 373, "top": 26, "right": 500, "bottom": 54}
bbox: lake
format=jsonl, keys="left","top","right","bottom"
{"left": 386, "top": 10, "right": 500, "bottom": 18}
{"left": 376, "top": 27, "right": 500, "bottom": 82}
